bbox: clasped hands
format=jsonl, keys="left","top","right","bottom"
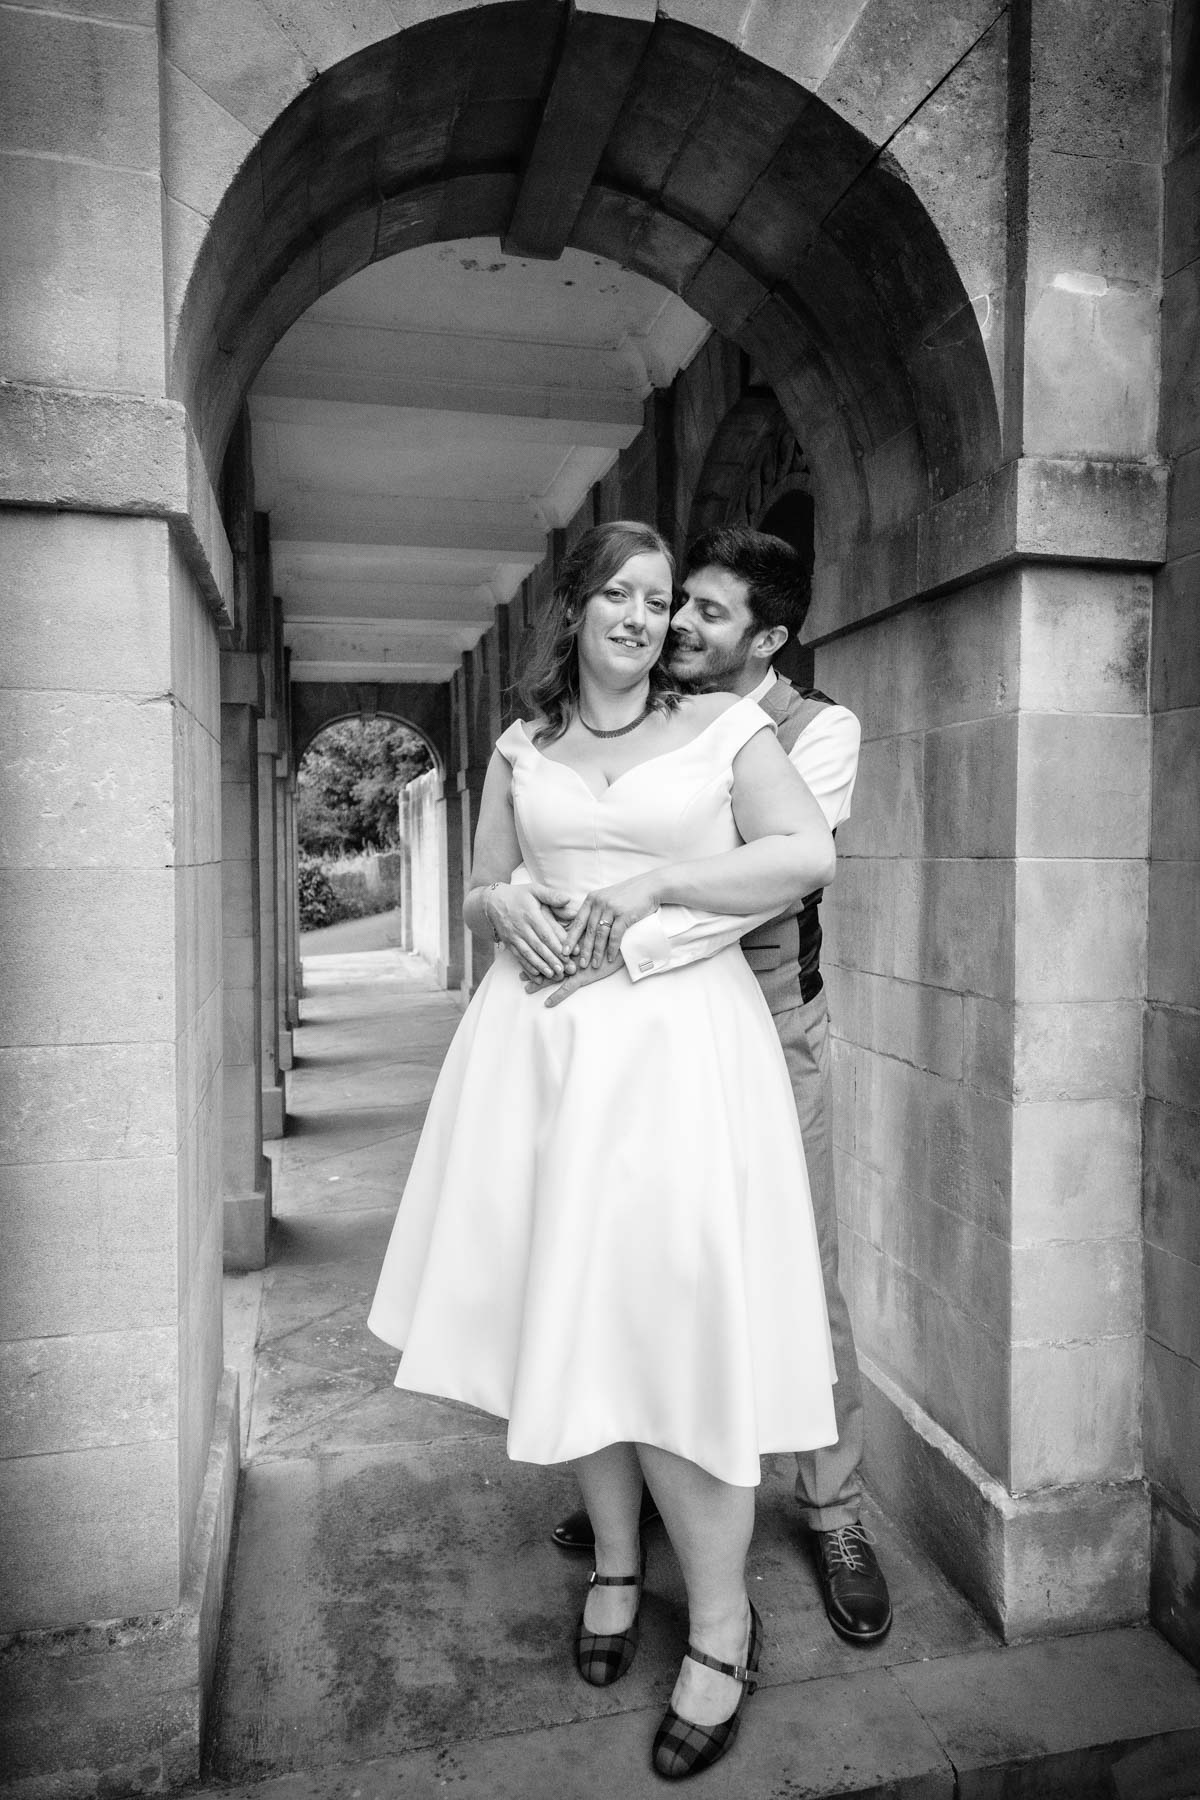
{"left": 485, "top": 875, "right": 662, "bottom": 1007}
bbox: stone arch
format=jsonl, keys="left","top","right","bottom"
{"left": 290, "top": 682, "right": 450, "bottom": 774}
{"left": 174, "top": 4, "right": 1001, "bottom": 563}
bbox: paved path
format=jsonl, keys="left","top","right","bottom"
{"left": 203, "top": 939, "right": 1200, "bottom": 1799}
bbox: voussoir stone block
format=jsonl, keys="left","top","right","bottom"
{"left": 162, "top": 58, "right": 258, "bottom": 221}
{"left": 162, "top": 0, "right": 310, "bottom": 137}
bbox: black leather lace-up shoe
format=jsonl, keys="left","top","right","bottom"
{"left": 811, "top": 1522, "right": 893, "bottom": 1644}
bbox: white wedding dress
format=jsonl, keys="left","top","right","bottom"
{"left": 368, "top": 697, "right": 836, "bottom": 1487}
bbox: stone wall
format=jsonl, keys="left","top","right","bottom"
{"left": 1145, "top": 0, "right": 1200, "bottom": 1669}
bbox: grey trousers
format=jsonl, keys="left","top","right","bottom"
{"left": 758, "top": 973, "right": 865, "bottom": 1530}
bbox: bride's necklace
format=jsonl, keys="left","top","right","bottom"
{"left": 576, "top": 700, "right": 651, "bottom": 739}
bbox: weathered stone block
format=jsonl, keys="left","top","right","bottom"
{"left": 162, "top": 0, "right": 309, "bottom": 136}
{"left": 923, "top": 715, "right": 1017, "bottom": 858}
{"left": 1019, "top": 567, "right": 1151, "bottom": 713}
{"left": 922, "top": 1198, "right": 1009, "bottom": 1340}
{"left": 0, "top": 1157, "right": 176, "bottom": 1340}
{"left": 1014, "top": 859, "right": 1146, "bottom": 1000}
{"left": 1011, "top": 1334, "right": 1142, "bottom": 1489}
{"left": 823, "top": 853, "right": 896, "bottom": 977}
{"left": 1151, "top": 556, "right": 1200, "bottom": 713}
{"left": 1024, "top": 277, "right": 1159, "bottom": 459}
{"left": 1165, "top": 132, "right": 1200, "bottom": 280}
{"left": 177, "top": 1204, "right": 224, "bottom": 1564}
{"left": 1143, "top": 1097, "right": 1200, "bottom": 1265}
{"left": 962, "top": 994, "right": 1015, "bottom": 1098}
{"left": 0, "top": 1439, "right": 178, "bottom": 1629}
{"left": 1011, "top": 1097, "right": 1140, "bottom": 1243}
{"left": 849, "top": 1231, "right": 927, "bottom": 1406}
{"left": 1149, "top": 860, "right": 1200, "bottom": 1007}
{"left": 1162, "top": 259, "right": 1200, "bottom": 459}
{"left": 0, "top": 7, "right": 160, "bottom": 170}
{"left": 0, "top": 689, "right": 176, "bottom": 871}
{"left": 923, "top": 1286, "right": 1010, "bottom": 1481}
{"left": 223, "top": 1187, "right": 271, "bottom": 1273}
{"left": 174, "top": 709, "right": 222, "bottom": 872}
{"left": 0, "top": 1041, "right": 176, "bottom": 1164}
{"left": 0, "top": 868, "right": 174, "bottom": 1048}
{"left": 1151, "top": 1491, "right": 1200, "bottom": 1668}
{"left": 863, "top": 1357, "right": 1149, "bottom": 1640}
{"left": 1144, "top": 1001, "right": 1200, "bottom": 1109}
{"left": 0, "top": 1325, "right": 177, "bottom": 1460}
{"left": 1144, "top": 1335, "right": 1200, "bottom": 1519}
{"left": 893, "top": 857, "right": 1015, "bottom": 998}
{"left": 828, "top": 966, "right": 964, "bottom": 1081}
{"left": 1145, "top": 1242, "right": 1200, "bottom": 1368}
{"left": 1017, "top": 713, "right": 1150, "bottom": 859}
{"left": 0, "top": 155, "right": 164, "bottom": 391}
{"left": 925, "top": 1080, "right": 1014, "bottom": 1238}
{"left": 0, "top": 511, "right": 170, "bottom": 693}
{"left": 1012, "top": 1236, "right": 1142, "bottom": 1344}
{"left": 1012, "top": 999, "right": 1142, "bottom": 1100}
{"left": 842, "top": 732, "right": 924, "bottom": 858}
{"left": 1167, "top": 446, "right": 1200, "bottom": 559}
{"left": 1151, "top": 706, "right": 1200, "bottom": 861}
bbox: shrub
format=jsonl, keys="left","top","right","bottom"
{"left": 298, "top": 859, "right": 341, "bottom": 931}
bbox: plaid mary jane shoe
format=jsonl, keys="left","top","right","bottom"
{"left": 651, "top": 1601, "right": 762, "bottom": 1781}
{"left": 575, "top": 1560, "right": 644, "bottom": 1687}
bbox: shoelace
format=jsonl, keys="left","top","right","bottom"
{"left": 821, "top": 1523, "right": 877, "bottom": 1574}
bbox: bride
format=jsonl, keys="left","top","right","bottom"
{"left": 369, "top": 520, "right": 837, "bottom": 1780}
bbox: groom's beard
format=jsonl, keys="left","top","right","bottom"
{"left": 667, "top": 628, "right": 755, "bottom": 693}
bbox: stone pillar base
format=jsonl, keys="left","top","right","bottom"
{"left": 262, "top": 1077, "right": 286, "bottom": 1140}
{"left": 861, "top": 1357, "right": 1149, "bottom": 1640}
{"left": 223, "top": 1174, "right": 272, "bottom": 1272}
{"left": 0, "top": 1372, "right": 240, "bottom": 1796}
{"left": 278, "top": 1028, "right": 293, "bottom": 1072}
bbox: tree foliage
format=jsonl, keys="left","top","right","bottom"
{"left": 297, "top": 718, "right": 432, "bottom": 855}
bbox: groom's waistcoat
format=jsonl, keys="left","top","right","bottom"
{"left": 740, "top": 675, "right": 833, "bottom": 1004}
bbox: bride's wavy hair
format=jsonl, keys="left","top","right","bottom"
{"left": 517, "top": 520, "right": 682, "bottom": 744}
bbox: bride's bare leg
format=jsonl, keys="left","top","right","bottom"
{"left": 637, "top": 1443, "right": 755, "bottom": 1726}
{"left": 573, "top": 1443, "right": 644, "bottom": 1634}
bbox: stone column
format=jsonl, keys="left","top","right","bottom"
{"left": 275, "top": 761, "right": 295, "bottom": 1073}
{"left": 220, "top": 652, "right": 271, "bottom": 1270}
{"left": 257, "top": 715, "right": 284, "bottom": 1140}
{"left": 399, "top": 785, "right": 415, "bottom": 952}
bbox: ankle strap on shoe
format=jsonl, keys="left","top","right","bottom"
{"left": 683, "top": 1644, "right": 757, "bottom": 1689}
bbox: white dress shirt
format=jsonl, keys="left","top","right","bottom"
{"left": 617, "top": 672, "right": 860, "bottom": 982}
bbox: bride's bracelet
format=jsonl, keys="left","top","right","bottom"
{"left": 482, "top": 880, "right": 503, "bottom": 943}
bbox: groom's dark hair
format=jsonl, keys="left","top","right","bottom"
{"left": 682, "top": 525, "right": 811, "bottom": 640}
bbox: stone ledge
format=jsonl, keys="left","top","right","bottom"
{"left": 810, "top": 455, "right": 1169, "bottom": 638}
{"left": 0, "top": 1369, "right": 239, "bottom": 1798}
{"left": 861, "top": 1355, "right": 1150, "bottom": 1641}
{"left": 0, "top": 384, "right": 233, "bottom": 630}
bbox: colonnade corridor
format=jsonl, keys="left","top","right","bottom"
{"left": 192, "top": 925, "right": 1200, "bottom": 1799}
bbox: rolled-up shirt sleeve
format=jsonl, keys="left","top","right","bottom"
{"left": 618, "top": 700, "right": 861, "bottom": 982}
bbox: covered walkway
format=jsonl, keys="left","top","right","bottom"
{"left": 198, "top": 924, "right": 1200, "bottom": 1799}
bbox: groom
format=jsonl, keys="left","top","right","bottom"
{"left": 548, "top": 523, "right": 893, "bottom": 1647}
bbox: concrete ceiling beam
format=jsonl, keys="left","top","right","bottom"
{"left": 266, "top": 494, "right": 546, "bottom": 556}
{"left": 284, "top": 624, "right": 485, "bottom": 659}
{"left": 291, "top": 661, "right": 458, "bottom": 685}
{"left": 249, "top": 389, "right": 641, "bottom": 447}
{"left": 283, "top": 585, "right": 497, "bottom": 624}
{"left": 502, "top": 3, "right": 655, "bottom": 261}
